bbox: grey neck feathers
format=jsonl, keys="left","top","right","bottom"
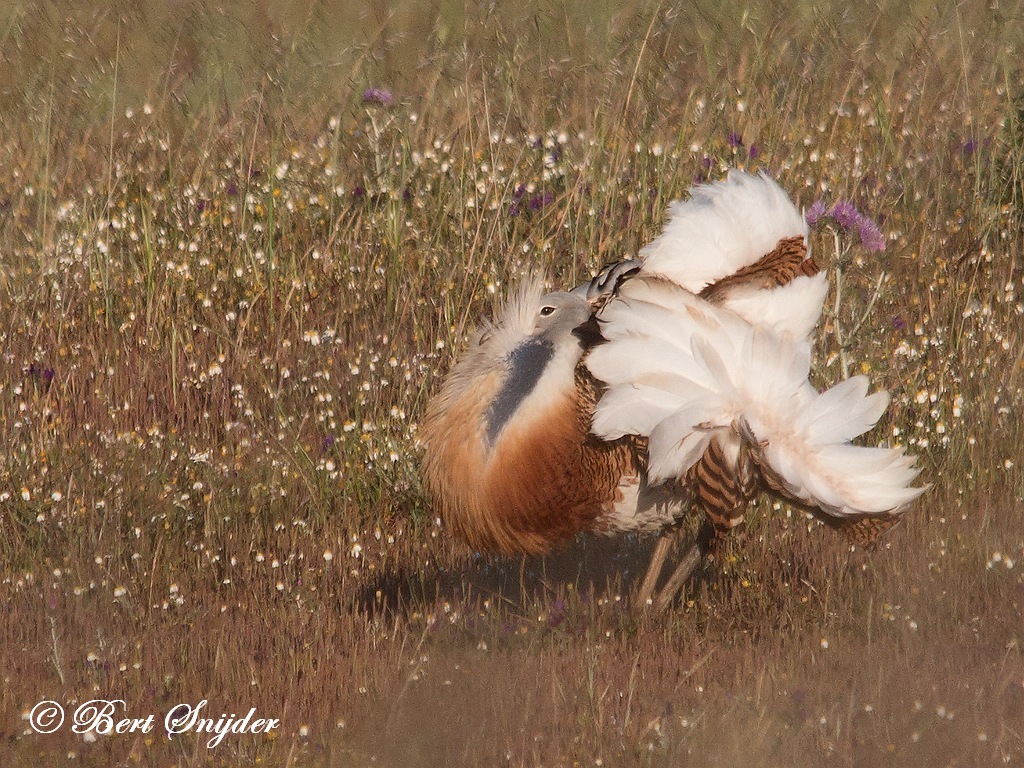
{"left": 485, "top": 338, "right": 554, "bottom": 445}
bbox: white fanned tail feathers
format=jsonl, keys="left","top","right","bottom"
{"left": 639, "top": 170, "right": 828, "bottom": 341}
{"left": 641, "top": 170, "right": 810, "bottom": 290}
{"left": 587, "top": 277, "right": 926, "bottom": 520}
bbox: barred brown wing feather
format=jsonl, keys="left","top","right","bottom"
{"left": 687, "top": 437, "right": 751, "bottom": 534}
{"left": 700, "top": 236, "right": 818, "bottom": 303}
{"left": 822, "top": 512, "right": 904, "bottom": 547}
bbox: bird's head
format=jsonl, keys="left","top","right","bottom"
{"left": 473, "top": 280, "right": 592, "bottom": 445}
{"left": 475, "top": 278, "right": 592, "bottom": 353}
{"left": 424, "top": 277, "right": 593, "bottom": 452}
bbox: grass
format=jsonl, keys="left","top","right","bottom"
{"left": 0, "top": 0, "right": 1022, "bottom": 765}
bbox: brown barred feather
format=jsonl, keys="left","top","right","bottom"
{"left": 687, "top": 436, "right": 750, "bottom": 535}
{"left": 818, "top": 511, "right": 905, "bottom": 547}
{"left": 736, "top": 440, "right": 758, "bottom": 500}
{"left": 699, "top": 236, "right": 818, "bottom": 304}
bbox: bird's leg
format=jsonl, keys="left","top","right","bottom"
{"left": 651, "top": 522, "right": 715, "bottom": 613}
{"left": 637, "top": 532, "right": 674, "bottom": 607}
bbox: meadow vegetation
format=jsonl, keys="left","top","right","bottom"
{"left": 0, "top": 0, "right": 1022, "bottom": 765}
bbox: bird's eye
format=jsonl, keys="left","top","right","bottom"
{"left": 539, "top": 306, "right": 556, "bottom": 317}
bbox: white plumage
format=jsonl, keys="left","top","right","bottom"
{"left": 421, "top": 169, "right": 926, "bottom": 611}
{"left": 642, "top": 170, "right": 809, "bottom": 287}
{"left": 640, "top": 170, "right": 829, "bottom": 340}
{"left": 586, "top": 271, "right": 924, "bottom": 517}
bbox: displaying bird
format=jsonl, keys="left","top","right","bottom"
{"left": 420, "top": 170, "right": 926, "bottom": 610}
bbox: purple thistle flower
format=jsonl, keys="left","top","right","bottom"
{"left": 747, "top": 143, "right": 760, "bottom": 159}
{"left": 727, "top": 131, "right": 744, "bottom": 148}
{"left": 805, "top": 199, "right": 828, "bottom": 226}
{"left": 961, "top": 138, "right": 978, "bottom": 155}
{"left": 807, "top": 198, "right": 886, "bottom": 252}
{"left": 856, "top": 215, "right": 886, "bottom": 252}
{"left": 830, "top": 200, "right": 861, "bottom": 231}
{"left": 892, "top": 315, "right": 907, "bottom": 330}
{"left": 528, "top": 191, "right": 554, "bottom": 211}
{"left": 362, "top": 87, "right": 394, "bottom": 107}
{"left": 512, "top": 184, "right": 527, "bottom": 201}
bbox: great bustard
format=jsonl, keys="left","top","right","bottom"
{"left": 420, "top": 170, "right": 925, "bottom": 610}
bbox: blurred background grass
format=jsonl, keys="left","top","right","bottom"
{"left": 0, "top": 1, "right": 1022, "bottom": 766}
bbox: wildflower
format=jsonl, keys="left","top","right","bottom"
{"left": 528, "top": 191, "right": 554, "bottom": 211}
{"left": 830, "top": 200, "right": 861, "bottom": 230}
{"left": 505, "top": 184, "right": 524, "bottom": 214}
{"left": 727, "top": 131, "right": 744, "bottom": 148}
{"left": 856, "top": 215, "right": 886, "bottom": 252}
{"left": 805, "top": 199, "right": 828, "bottom": 226}
{"left": 806, "top": 199, "right": 886, "bottom": 252}
{"left": 362, "top": 87, "right": 394, "bottom": 107}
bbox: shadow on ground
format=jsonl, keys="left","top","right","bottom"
{"left": 354, "top": 533, "right": 682, "bottom": 617}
